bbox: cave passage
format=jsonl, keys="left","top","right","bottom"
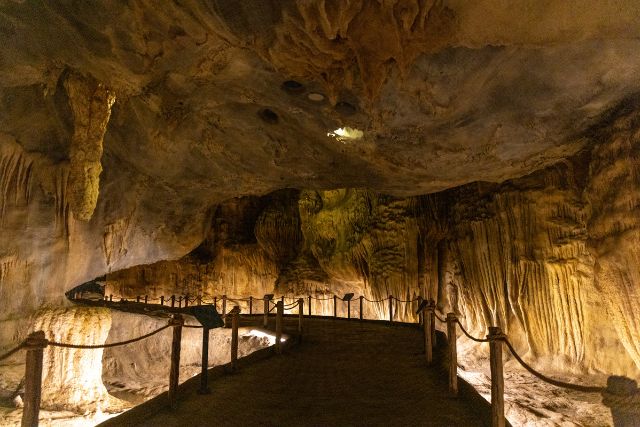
{"left": 103, "top": 318, "right": 490, "bottom": 427}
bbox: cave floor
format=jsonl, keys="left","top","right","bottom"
{"left": 123, "top": 318, "right": 488, "bottom": 427}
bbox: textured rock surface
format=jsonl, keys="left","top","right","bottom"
{"left": 1, "top": 1, "right": 640, "bottom": 425}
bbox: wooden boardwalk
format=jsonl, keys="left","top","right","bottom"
{"left": 103, "top": 318, "right": 490, "bottom": 427}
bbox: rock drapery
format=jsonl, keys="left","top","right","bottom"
{"left": 1, "top": 1, "right": 640, "bottom": 425}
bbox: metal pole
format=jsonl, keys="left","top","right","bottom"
{"left": 249, "top": 296, "right": 253, "bottom": 315}
{"left": 168, "top": 315, "right": 183, "bottom": 409}
{"left": 198, "top": 327, "right": 210, "bottom": 395}
{"left": 347, "top": 299, "right": 351, "bottom": 319}
{"left": 359, "top": 296, "right": 364, "bottom": 321}
{"left": 389, "top": 295, "right": 393, "bottom": 324}
{"left": 21, "top": 331, "right": 46, "bottom": 427}
{"left": 171, "top": 295, "right": 175, "bottom": 308}
{"left": 160, "top": 296, "right": 165, "bottom": 306}
{"left": 446, "top": 313, "right": 458, "bottom": 395}
{"left": 333, "top": 295, "right": 337, "bottom": 318}
{"left": 489, "top": 327, "right": 505, "bottom": 427}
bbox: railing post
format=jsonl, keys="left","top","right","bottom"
{"left": 171, "top": 295, "right": 175, "bottom": 308}
{"left": 160, "top": 296, "right": 165, "bottom": 306}
{"left": 249, "top": 296, "right": 253, "bottom": 315}
{"left": 168, "top": 314, "right": 184, "bottom": 409}
{"left": 488, "top": 326, "right": 505, "bottom": 427}
{"left": 347, "top": 298, "right": 351, "bottom": 320}
{"left": 185, "top": 294, "right": 189, "bottom": 307}
{"left": 429, "top": 299, "right": 437, "bottom": 347}
{"left": 144, "top": 295, "right": 148, "bottom": 304}
{"left": 214, "top": 296, "right": 217, "bottom": 309}
{"left": 21, "top": 331, "right": 46, "bottom": 427}
{"left": 222, "top": 295, "right": 227, "bottom": 316}
{"left": 197, "top": 296, "right": 202, "bottom": 306}
{"left": 230, "top": 306, "right": 240, "bottom": 371}
{"left": 109, "top": 294, "right": 113, "bottom": 302}
{"left": 417, "top": 296, "right": 424, "bottom": 326}
{"left": 298, "top": 298, "right": 304, "bottom": 335}
{"left": 388, "top": 295, "right": 393, "bottom": 324}
{"left": 198, "top": 326, "right": 210, "bottom": 395}
{"left": 178, "top": 296, "right": 182, "bottom": 308}
{"left": 333, "top": 295, "right": 337, "bottom": 318}
{"left": 424, "top": 304, "right": 433, "bottom": 365}
{"left": 281, "top": 296, "right": 284, "bottom": 305}
{"left": 275, "top": 301, "right": 283, "bottom": 354}
{"left": 263, "top": 297, "right": 269, "bottom": 328}
{"left": 359, "top": 296, "right": 364, "bottom": 321}
{"left": 136, "top": 295, "right": 140, "bottom": 303}
{"left": 308, "top": 295, "right": 312, "bottom": 317}
{"left": 446, "top": 313, "right": 458, "bottom": 395}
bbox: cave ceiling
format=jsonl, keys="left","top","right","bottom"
{"left": 2, "top": 0, "right": 640, "bottom": 203}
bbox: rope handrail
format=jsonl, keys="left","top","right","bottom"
{"left": 393, "top": 296, "right": 419, "bottom": 303}
{"left": 363, "top": 296, "right": 387, "bottom": 303}
{"left": 309, "top": 295, "right": 333, "bottom": 301}
{"left": 434, "top": 313, "right": 446, "bottom": 323}
{"left": 501, "top": 336, "right": 605, "bottom": 393}
{"left": 183, "top": 324, "right": 204, "bottom": 329}
{"left": 47, "top": 324, "right": 172, "bottom": 349}
{"left": 0, "top": 343, "right": 25, "bottom": 361}
{"left": 455, "top": 319, "right": 491, "bottom": 343}
{"left": 283, "top": 301, "right": 300, "bottom": 310}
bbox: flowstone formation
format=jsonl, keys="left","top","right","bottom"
{"left": 1, "top": 1, "right": 640, "bottom": 425}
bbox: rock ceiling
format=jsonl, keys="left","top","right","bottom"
{"left": 0, "top": 0, "right": 640, "bottom": 303}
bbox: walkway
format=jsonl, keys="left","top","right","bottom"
{"left": 106, "top": 318, "right": 489, "bottom": 426}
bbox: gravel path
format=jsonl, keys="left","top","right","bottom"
{"left": 136, "top": 318, "right": 487, "bottom": 427}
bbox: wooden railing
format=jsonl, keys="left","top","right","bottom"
{"left": 4, "top": 293, "right": 639, "bottom": 426}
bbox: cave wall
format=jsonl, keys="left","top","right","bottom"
{"left": 102, "top": 107, "right": 640, "bottom": 380}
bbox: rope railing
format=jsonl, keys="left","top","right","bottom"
{"left": 393, "top": 296, "right": 420, "bottom": 303}
{"left": 0, "top": 342, "right": 25, "bottom": 361}
{"left": 47, "top": 324, "right": 172, "bottom": 349}
{"left": 455, "top": 319, "right": 491, "bottom": 343}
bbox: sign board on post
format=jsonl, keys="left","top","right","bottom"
{"left": 189, "top": 306, "right": 225, "bottom": 329}
{"left": 343, "top": 293, "right": 355, "bottom": 301}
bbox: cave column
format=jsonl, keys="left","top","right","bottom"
{"left": 437, "top": 240, "right": 449, "bottom": 311}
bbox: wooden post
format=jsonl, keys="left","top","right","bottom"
{"left": 197, "top": 296, "right": 202, "bottom": 306}
{"left": 417, "top": 296, "right": 424, "bottom": 326}
{"left": 184, "top": 295, "right": 189, "bottom": 307}
{"left": 308, "top": 295, "right": 312, "bottom": 316}
{"left": 263, "top": 297, "right": 269, "bottom": 328}
{"left": 333, "top": 295, "right": 337, "bottom": 318}
{"left": 275, "top": 301, "right": 283, "bottom": 354}
{"left": 347, "top": 299, "right": 351, "bottom": 320}
{"left": 488, "top": 326, "right": 505, "bottom": 427}
{"left": 298, "top": 298, "right": 304, "bottom": 334}
{"left": 168, "top": 315, "right": 183, "bottom": 409}
{"left": 359, "top": 296, "right": 364, "bottom": 321}
{"left": 171, "top": 295, "right": 175, "bottom": 308}
{"left": 230, "top": 306, "right": 240, "bottom": 371}
{"left": 178, "top": 296, "right": 182, "bottom": 308}
{"left": 136, "top": 295, "right": 140, "bottom": 303}
{"left": 21, "top": 331, "right": 46, "bottom": 427}
{"left": 144, "top": 295, "right": 148, "bottom": 304}
{"left": 214, "top": 296, "right": 217, "bottom": 309}
{"left": 109, "top": 294, "right": 113, "bottom": 302}
{"left": 198, "top": 327, "right": 210, "bottom": 395}
{"left": 222, "top": 295, "right": 227, "bottom": 316}
{"left": 446, "top": 313, "right": 458, "bottom": 395}
{"left": 281, "top": 295, "right": 285, "bottom": 304}
{"left": 424, "top": 305, "right": 433, "bottom": 364}
{"left": 160, "top": 296, "right": 165, "bottom": 306}
{"left": 430, "top": 299, "right": 437, "bottom": 347}
{"left": 249, "top": 296, "right": 253, "bottom": 314}
{"left": 389, "top": 295, "right": 393, "bottom": 324}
